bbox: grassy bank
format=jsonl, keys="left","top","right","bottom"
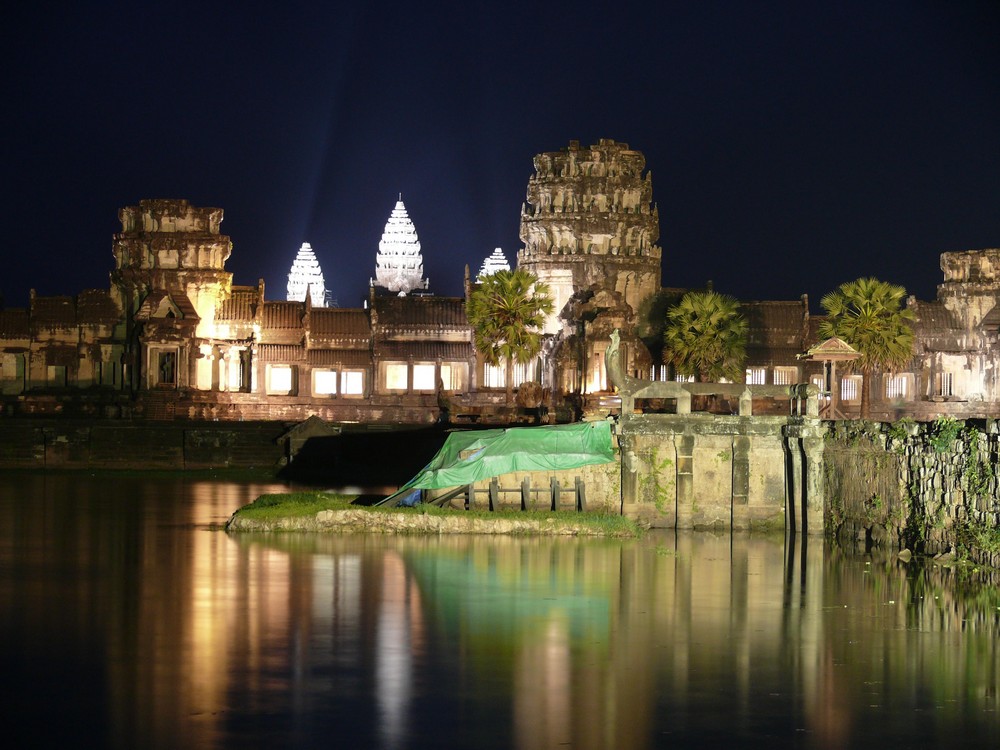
{"left": 228, "top": 491, "right": 643, "bottom": 537}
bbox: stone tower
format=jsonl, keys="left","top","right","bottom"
{"left": 286, "top": 242, "right": 327, "bottom": 307}
{"left": 110, "top": 199, "right": 234, "bottom": 391}
{"left": 476, "top": 247, "right": 511, "bottom": 280}
{"left": 372, "top": 198, "right": 429, "bottom": 295}
{"left": 518, "top": 139, "right": 661, "bottom": 333}
{"left": 518, "top": 140, "right": 660, "bottom": 392}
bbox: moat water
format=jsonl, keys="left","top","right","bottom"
{"left": 1, "top": 474, "right": 998, "bottom": 749}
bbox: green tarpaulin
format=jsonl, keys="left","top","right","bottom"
{"left": 380, "top": 421, "right": 615, "bottom": 504}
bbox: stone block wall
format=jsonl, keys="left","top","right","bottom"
{"left": 825, "top": 420, "right": 1000, "bottom": 568}
{"left": 0, "top": 419, "right": 285, "bottom": 470}
{"left": 618, "top": 413, "right": 822, "bottom": 531}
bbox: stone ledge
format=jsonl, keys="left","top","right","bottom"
{"left": 226, "top": 508, "right": 635, "bottom": 536}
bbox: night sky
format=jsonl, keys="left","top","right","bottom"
{"left": 3, "top": 1, "right": 998, "bottom": 311}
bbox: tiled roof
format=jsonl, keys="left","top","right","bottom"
{"left": 307, "top": 349, "right": 372, "bottom": 366}
{"left": 910, "top": 301, "right": 961, "bottom": 334}
{"left": 373, "top": 296, "right": 468, "bottom": 328}
{"left": 76, "top": 289, "right": 120, "bottom": 325}
{"left": 217, "top": 286, "right": 259, "bottom": 322}
{"left": 31, "top": 296, "right": 76, "bottom": 327}
{"left": 742, "top": 300, "right": 807, "bottom": 349}
{"left": 376, "top": 341, "right": 474, "bottom": 360}
{"left": 261, "top": 301, "right": 304, "bottom": 330}
{"left": 310, "top": 308, "right": 370, "bottom": 336}
{"left": 257, "top": 343, "right": 305, "bottom": 362}
{"left": 135, "top": 291, "right": 199, "bottom": 321}
{"left": 0, "top": 309, "right": 30, "bottom": 338}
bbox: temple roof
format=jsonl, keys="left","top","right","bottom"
{"left": 76, "top": 289, "right": 119, "bottom": 325}
{"left": 372, "top": 296, "right": 468, "bottom": 329}
{"left": 261, "top": 301, "right": 304, "bottom": 330}
{"left": 0, "top": 309, "right": 29, "bottom": 339}
{"left": 135, "top": 291, "right": 199, "bottom": 321}
{"left": 310, "top": 308, "right": 370, "bottom": 336}
{"left": 216, "top": 285, "right": 260, "bottom": 322}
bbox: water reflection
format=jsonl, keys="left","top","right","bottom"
{"left": 1, "top": 475, "right": 998, "bottom": 748}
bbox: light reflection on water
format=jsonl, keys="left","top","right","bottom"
{"left": 0, "top": 474, "right": 998, "bottom": 749}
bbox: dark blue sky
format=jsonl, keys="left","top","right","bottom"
{"left": 2, "top": 1, "right": 998, "bottom": 310}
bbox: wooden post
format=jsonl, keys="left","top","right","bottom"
{"left": 489, "top": 477, "right": 499, "bottom": 512}
{"left": 550, "top": 476, "right": 559, "bottom": 511}
{"left": 466, "top": 483, "right": 475, "bottom": 511}
{"left": 575, "top": 476, "right": 586, "bottom": 512}
{"left": 521, "top": 476, "right": 530, "bottom": 511}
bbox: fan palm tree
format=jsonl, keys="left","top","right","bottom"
{"left": 467, "top": 268, "right": 554, "bottom": 404}
{"left": 662, "top": 290, "right": 747, "bottom": 382}
{"left": 818, "top": 277, "right": 915, "bottom": 419}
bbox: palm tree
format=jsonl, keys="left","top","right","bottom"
{"left": 818, "top": 277, "right": 915, "bottom": 419}
{"left": 662, "top": 290, "right": 747, "bottom": 382}
{"left": 467, "top": 268, "right": 554, "bottom": 404}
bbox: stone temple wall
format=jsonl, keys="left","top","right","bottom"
{"left": 617, "top": 413, "right": 825, "bottom": 532}
{"left": 825, "top": 420, "right": 1000, "bottom": 568}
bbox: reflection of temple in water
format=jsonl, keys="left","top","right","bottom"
{"left": 3, "top": 470, "right": 983, "bottom": 750}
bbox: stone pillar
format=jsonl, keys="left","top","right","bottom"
{"left": 786, "top": 436, "right": 804, "bottom": 533}
{"left": 675, "top": 433, "right": 695, "bottom": 529}
{"left": 738, "top": 388, "right": 753, "bottom": 416}
{"left": 801, "top": 435, "right": 825, "bottom": 535}
{"left": 732, "top": 436, "right": 750, "bottom": 507}
{"left": 620, "top": 433, "right": 638, "bottom": 509}
{"left": 676, "top": 390, "right": 691, "bottom": 414}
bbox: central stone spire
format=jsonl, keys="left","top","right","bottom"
{"left": 286, "top": 242, "right": 327, "bottom": 307}
{"left": 372, "top": 196, "right": 429, "bottom": 295}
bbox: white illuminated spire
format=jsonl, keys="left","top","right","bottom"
{"left": 286, "top": 242, "right": 327, "bottom": 307}
{"left": 372, "top": 197, "right": 429, "bottom": 295}
{"left": 476, "top": 247, "right": 510, "bottom": 280}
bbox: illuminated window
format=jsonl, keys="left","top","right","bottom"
{"left": 841, "top": 375, "right": 863, "bottom": 403}
{"left": 937, "top": 372, "right": 954, "bottom": 397}
{"left": 674, "top": 372, "right": 694, "bottom": 383}
{"left": 810, "top": 374, "right": 826, "bottom": 394}
{"left": 773, "top": 366, "right": 798, "bottom": 385}
{"left": 412, "top": 363, "right": 436, "bottom": 391}
{"left": 440, "top": 363, "right": 467, "bottom": 391}
{"left": 385, "top": 363, "right": 408, "bottom": 391}
{"left": 483, "top": 364, "right": 505, "bottom": 388}
{"left": 267, "top": 365, "right": 295, "bottom": 395}
{"left": 341, "top": 370, "right": 364, "bottom": 396}
{"left": 313, "top": 369, "right": 338, "bottom": 395}
{"left": 885, "top": 373, "right": 913, "bottom": 400}
{"left": 746, "top": 367, "right": 766, "bottom": 385}
{"left": 514, "top": 359, "right": 539, "bottom": 387}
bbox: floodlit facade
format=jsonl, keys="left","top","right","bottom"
{"left": 1, "top": 142, "right": 999, "bottom": 423}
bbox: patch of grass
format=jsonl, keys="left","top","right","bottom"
{"left": 233, "top": 492, "right": 643, "bottom": 537}
{"left": 236, "top": 492, "right": 359, "bottom": 520}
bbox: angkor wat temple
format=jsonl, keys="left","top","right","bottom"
{"left": 1, "top": 139, "right": 998, "bottom": 423}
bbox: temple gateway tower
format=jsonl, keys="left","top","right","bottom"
{"left": 371, "top": 197, "right": 429, "bottom": 295}
{"left": 517, "top": 139, "right": 661, "bottom": 393}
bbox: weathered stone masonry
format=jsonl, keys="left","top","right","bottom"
{"left": 824, "top": 420, "right": 1000, "bottom": 568}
